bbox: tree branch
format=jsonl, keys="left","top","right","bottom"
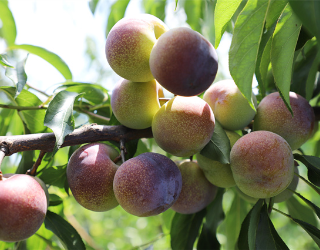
{"left": 0, "top": 124, "right": 153, "bottom": 156}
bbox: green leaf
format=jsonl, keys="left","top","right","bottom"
{"left": 0, "top": 0, "right": 16, "bottom": 46}
{"left": 305, "top": 50, "right": 320, "bottom": 101}
{"left": 229, "top": 0, "right": 270, "bottom": 110}
{"left": 265, "top": 0, "right": 288, "bottom": 29}
{"left": 0, "top": 108, "right": 14, "bottom": 136}
{"left": 171, "top": 209, "right": 206, "bottom": 250}
{"left": 15, "top": 55, "right": 28, "bottom": 98}
{"left": 219, "top": 191, "right": 249, "bottom": 250}
{"left": 183, "top": 0, "right": 203, "bottom": 33}
{"left": 289, "top": 0, "right": 320, "bottom": 50}
{"left": 143, "top": 0, "right": 166, "bottom": 21}
{"left": 294, "top": 154, "right": 320, "bottom": 187}
{"left": 256, "top": 204, "right": 289, "bottom": 250}
{"left": 237, "top": 199, "right": 264, "bottom": 250}
{"left": 44, "top": 210, "right": 85, "bottom": 250}
{"left": 214, "top": 0, "right": 242, "bottom": 48}
{"left": 293, "top": 191, "right": 320, "bottom": 221}
{"left": 271, "top": 4, "right": 301, "bottom": 114}
{"left": 200, "top": 120, "right": 231, "bottom": 164}
{"left": 44, "top": 91, "right": 81, "bottom": 152}
{"left": 8, "top": 44, "right": 72, "bottom": 80}
{"left": 0, "top": 54, "right": 14, "bottom": 68}
{"left": 259, "top": 34, "right": 273, "bottom": 92}
{"left": 106, "top": 0, "right": 130, "bottom": 36}
{"left": 88, "top": 0, "right": 99, "bottom": 14}
{"left": 49, "top": 194, "right": 63, "bottom": 207}
{"left": 39, "top": 165, "right": 67, "bottom": 189}
{"left": 197, "top": 188, "right": 225, "bottom": 250}
{"left": 291, "top": 218, "right": 320, "bottom": 247}
{"left": 286, "top": 196, "right": 318, "bottom": 227}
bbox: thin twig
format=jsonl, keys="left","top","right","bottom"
{"left": 26, "top": 150, "right": 46, "bottom": 176}
{"left": 26, "top": 82, "right": 50, "bottom": 97}
{"left": 0, "top": 104, "right": 47, "bottom": 110}
{"left": 80, "top": 109, "right": 110, "bottom": 122}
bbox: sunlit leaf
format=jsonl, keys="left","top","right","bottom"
{"left": 15, "top": 55, "right": 28, "bottom": 98}
{"left": 106, "top": 0, "right": 130, "bottom": 36}
{"left": 0, "top": 54, "right": 14, "bottom": 68}
{"left": 44, "top": 211, "right": 85, "bottom": 250}
{"left": 214, "top": 0, "right": 242, "bottom": 48}
{"left": 271, "top": 4, "right": 301, "bottom": 114}
{"left": 200, "top": 120, "right": 231, "bottom": 164}
{"left": 171, "top": 209, "right": 206, "bottom": 250}
{"left": 0, "top": 108, "right": 14, "bottom": 136}
{"left": 183, "top": 0, "right": 203, "bottom": 33}
{"left": 0, "top": 0, "right": 16, "bottom": 46}
{"left": 44, "top": 91, "right": 81, "bottom": 152}
{"left": 143, "top": 0, "right": 166, "bottom": 21}
{"left": 229, "top": 0, "right": 270, "bottom": 110}
{"left": 8, "top": 44, "right": 72, "bottom": 80}
{"left": 265, "top": 0, "right": 287, "bottom": 29}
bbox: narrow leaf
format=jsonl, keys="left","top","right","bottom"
{"left": 8, "top": 44, "right": 72, "bottom": 80}
{"left": 143, "top": 0, "right": 166, "bottom": 21}
{"left": 15, "top": 55, "right": 28, "bottom": 98}
{"left": 49, "top": 194, "right": 63, "bottom": 207}
{"left": 200, "top": 120, "right": 231, "bottom": 164}
{"left": 259, "top": 35, "right": 273, "bottom": 92}
{"left": 106, "top": 0, "right": 130, "bottom": 36}
{"left": 229, "top": 0, "right": 270, "bottom": 110}
{"left": 265, "top": 0, "right": 288, "bottom": 29}
{"left": 294, "top": 154, "right": 320, "bottom": 187}
{"left": 0, "top": 0, "right": 16, "bottom": 45}
{"left": 305, "top": 50, "right": 320, "bottom": 101}
{"left": 0, "top": 54, "right": 14, "bottom": 68}
{"left": 171, "top": 209, "right": 206, "bottom": 250}
{"left": 293, "top": 191, "right": 320, "bottom": 221}
{"left": 291, "top": 218, "right": 320, "bottom": 247}
{"left": 214, "top": 0, "right": 242, "bottom": 48}
{"left": 183, "top": 0, "right": 203, "bottom": 33}
{"left": 44, "top": 211, "right": 85, "bottom": 250}
{"left": 44, "top": 91, "right": 81, "bottom": 151}
{"left": 271, "top": 4, "right": 301, "bottom": 114}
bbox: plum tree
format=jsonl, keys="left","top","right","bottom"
{"left": 230, "top": 131, "right": 294, "bottom": 199}
{"left": 253, "top": 91, "right": 315, "bottom": 150}
{"left": 203, "top": 79, "right": 257, "bottom": 131}
{"left": 67, "top": 143, "right": 119, "bottom": 212}
{"left": 170, "top": 160, "right": 217, "bottom": 214}
{"left": 196, "top": 130, "right": 241, "bottom": 188}
{"left": 113, "top": 152, "right": 182, "bottom": 217}
{"left": 105, "top": 14, "right": 168, "bottom": 82}
{"left": 152, "top": 96, "right": 215, "bottom": 157}
{"left": 0, "top": 174, "right": 47, "bottom": 242}
{"left": 149, "top": 27, "right": 218, "bottom": 96}
{"left": 111, "top": 78, "right": 161, "bottom": 129}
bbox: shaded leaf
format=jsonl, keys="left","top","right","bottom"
{"left": 214, "top": 0, "right": 242, "bottom": 48}
{"left": 15, "top": 150, "right": 34, "bottom": 174}
{"left": 294, "top": 154, "right": 320, "bottom": 187}
{"left": 305, "top": 50, "right": 320, "bottom": 101}
{"left": 44, "top": 91, "right": 81, "bottom": 152}
{"left": 171, "top": 209, "right": 206, "bottom": 250}
{"left": 15, "top": 55, "right": 28, "bottom": 98}
{"left": 200, "top": 120, "right": 231, "bottom": 164}
{"left": 143, "top": 0, "right": 166, "bottom": 21}
{"left": 0, "top": 0, "right": 16, "bottom": 45}
{"left": 271, "top": 4, "right": 301, "bottom": 114}
{"left": 8, "top": 44, "right": 72, "bottom": 80}
{"left": 39, "top": 165, "right": 67, "bottom": 189}
{"left": 49, "top": 194, "right": 63, "bottom": 207}
{"left": 106, "top": 0, "right": 130, "bottom": 36}
{"left": 293, "top": 191, "right": 320, "bottom": 221}
{"left": 229, "top": 0, "right": 270, "bottom": 110}
{"left": 44, "top": 211, "right": 85, "bottom": 250}
{"left": 0, "top": 54, "right": 14, "bottom": 68}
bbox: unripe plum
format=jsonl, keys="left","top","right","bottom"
{"left": 106, "top": 14, "right": 168, "bottom": 82}
{"left": 67, "top": 143, "right": 119, "bottom": 212}
{"left": 203, "top": 79, "right": 257, "bottom": 131}
{"left": 253, "top": 91, "right": 315, "bottom": 150}
{"left": 230, "top": 131, "right": 294, "bottom": 199}
{"left": 170, "top": 160, "right": 217, "bottom": 214}
{"left": 196, "top": 130, "right": 241, "bottom": 188}
{"left": 111, "top": 79, "right": 161, "bottom": 129}
{"left": 150, "top": 27, "right": 218, "bottom": 96}
{"left": 152, "top": 96, "right": 215, "bottom": 157}
{"left": 113, "top": 152, "right": 182, "bottom": 217}
{"left": 0, "top": 174, "right": 47, "bottom": 242}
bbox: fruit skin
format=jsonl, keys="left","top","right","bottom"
{"left": 111, "top": 79, "right": 161, "bottom": 129}
{"left": 170, "top": 160, "right": 217, "bottom": 214}
{"left": 149, "top": 27, "right": 218, "bottom": 96}
{"left": 203, "top": 79, "right": 257, "bottom": 131}
{"left": 67, "top": 143, "right": 119, "bottom": 212}
{"left": 230, "top": 131, "right": 294, "bottom": 199}
{"left": 106, "top": 14, "right": 168, "bottom": 82}
{"left": 253, "top": 91, "right": 315, "bottom": 150}
{"left": 196, "top": 130, "right": 241, "bottom": 188}
{"left": 113, "top": 152, "right": 182, "bottom": 217}
{"left": 152, "top": 96, "right": 215, "bottom": 157}
{"left": 0, "top": 174, "right": 47, "bottom": 242}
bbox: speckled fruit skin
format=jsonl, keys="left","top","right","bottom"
{"left": 149, "top": 27, "right": 218, "bottom": 96}
{"left": 105, "top": 14, "right": 168, "bottom": 82}
{"left": 230, "top": 131, "right": 294, "bottom": 199}
{"left": 113, "top": 152, "right": 182, "bottom": 217}
{"left": 196, "top": 130, "right": 241, "bottom": 188}
{"left": 111, "top": 79, "right": 161, "bottom": 129}
{"left": 203, "top": 79, "right": 257, "bottom": 131}
{"left": 67, "top": 143, "right": 119, "bottom": 212}
{"left": 0, "top": 174, "right": 47, "bottom": 242}
{"left": 170, "top": 160, "right": 217, "bottom": 214}
{"left": 253, "top": 91, "right": 315, "bottom": 150}
{"left": 152, "top": 96, "right": 215, "bottom": 157}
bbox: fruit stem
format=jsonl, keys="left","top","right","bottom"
{"left": 120, "top": 139, "right": 127, "bottom": 162}
{"left": 113, "top": 154, "right": 122, "bottom": 164}
{"left": 26, "top": 151, "right": 46, "bottom": 176}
